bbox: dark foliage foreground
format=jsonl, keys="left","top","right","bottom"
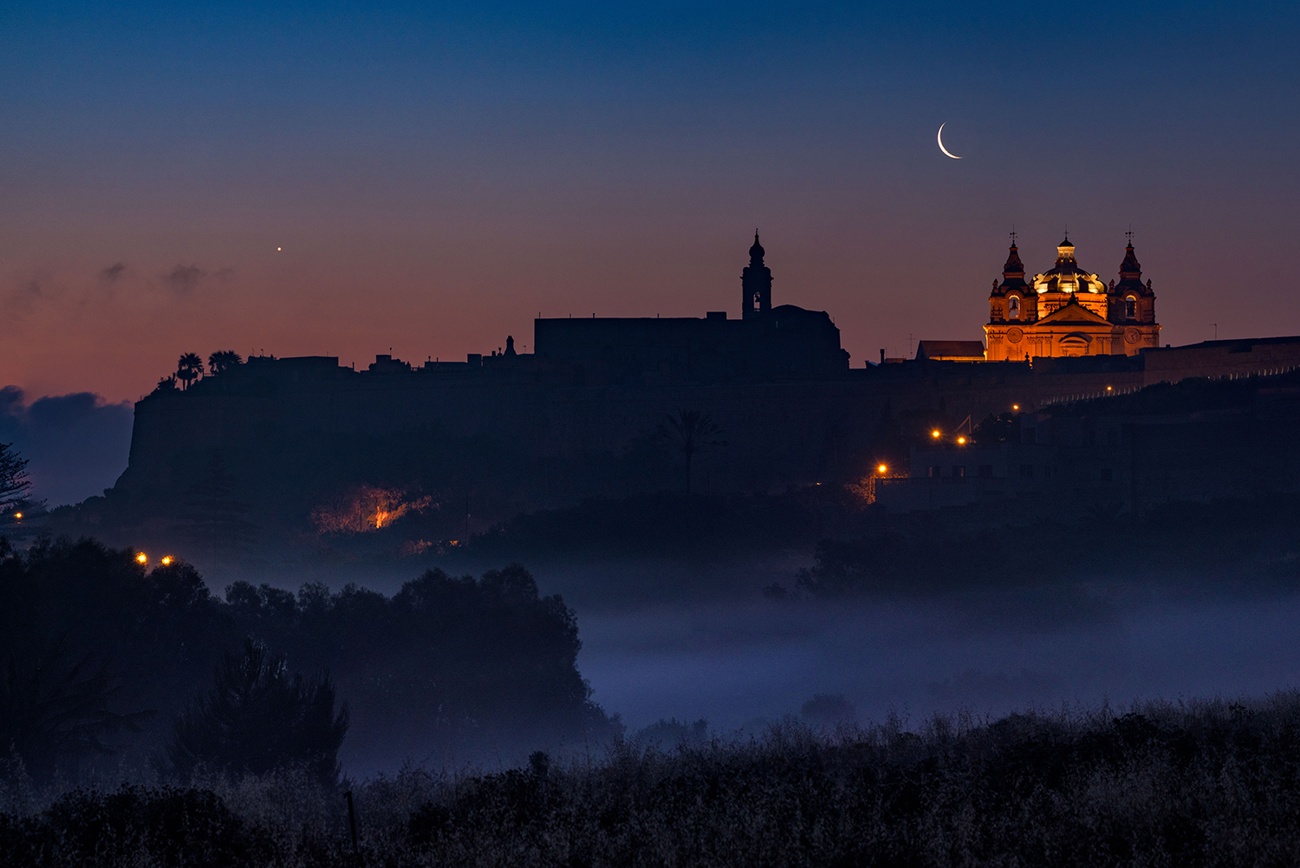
{"left": 5, "top": 694, "right": 1300, "bottom": 866}
{"left": 169, "top": 639, "right": 349, "bottom": 787}
{"left": 0, "top": 537, "right": 611, "bottom": 780}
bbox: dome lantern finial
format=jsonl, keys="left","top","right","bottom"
{"left": 749, "top": 230, "right": 765, "bottom": 262}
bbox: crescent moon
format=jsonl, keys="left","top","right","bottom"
{"left": 937, "top": 123, "right": 962, "bottom": 160}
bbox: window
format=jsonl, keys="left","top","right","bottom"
{"left": 1020, "top": 464, "right": 1035, "bottom": 478}
{"left": 952, "top": 466, "right": 966, "bottom": 478}
{"left": 1125, "top": 296, "right": 1137, "bottom": 320}
{"left": 928, "top": 466, "right": 940, "bottom": 478}
{"left": 1008, "top": 296, "right": 1021, "bottom": 320}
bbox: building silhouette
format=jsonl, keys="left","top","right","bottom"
{"left": 99, "top": 232, "right": 1300, "bottom": 533}
{"left": 532, "top": 233, "right": 848, "bottom": 384}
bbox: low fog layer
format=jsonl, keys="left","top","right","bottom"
{"left": 572, "top": 584, "right": 1300, "bottom": 732}
{"left": 0, "top": 386, "right": 132, "bottom": 506}
{"left": 207, "top": 551, "right": 1300, "bottom": 762}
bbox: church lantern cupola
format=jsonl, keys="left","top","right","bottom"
{"left": 741, "top": 230, "right": 772, "bottom": 319}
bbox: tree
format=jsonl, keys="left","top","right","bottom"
{"left": 154, "top": 375, "right": 178, "bottom": 394}
{"left": 175, "top": 353, "right": 204, "bottom": 391}
{"left": 657, "top": 410, "right": 727, "bottom": 494}
{"left": 0, "top": 641, "right": 146, "bottom": 780}
{"left": 168, "top": 639, "right": 348, "bottom": 786}
{"left": 0, "top": 442, "right": 32, "bottom": 517}
{"left": 207, "top": 350, "right": 243, "bottom": 376}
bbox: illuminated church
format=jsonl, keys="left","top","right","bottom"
{"left": 984, "top": 234, "right": 1160, "bottom": 361}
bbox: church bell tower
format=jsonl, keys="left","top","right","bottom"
{"left": 741, "top": 231, "right": 772, "bottom": 319}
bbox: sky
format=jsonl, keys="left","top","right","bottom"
{"left": 3, "top": 1, "right": 1300, "bottom": 404}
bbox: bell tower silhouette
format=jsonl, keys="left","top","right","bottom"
{"left": 741, "top": 231, "right": 772, "bottom": 319}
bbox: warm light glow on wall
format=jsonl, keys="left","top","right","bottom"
{"left": 312, "top": 485, "right": 435, "bottom": 535}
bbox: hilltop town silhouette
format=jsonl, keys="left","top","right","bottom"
{"left": 52, "top": 234, "right": 1300, "bottom": 552}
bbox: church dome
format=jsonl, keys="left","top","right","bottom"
{"left": 1032, "top": 236, "right": 1106, "bottom": 295}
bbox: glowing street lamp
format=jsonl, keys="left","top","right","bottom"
{"left": 1012, "top": 404, "right": 1020, "bottom": 412}
{"left": 876, "top": 463, "right": 889, "bottom": 475}
{"left": 160, "top": 555, "right": 175, "bottom": 566}
{"left": 956, "top": 435, "right": 968, "bottom": 446}
{"left": 12, "top": 512, "right": 21, "bottom": 521}
{"left": 930, "top": 429, "right": 942, "bottom": 440}
{"left": 135, "top": 552, "right": 148, "bottom": 565}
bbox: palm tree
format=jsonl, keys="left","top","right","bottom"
{"left": 175, "top": 353, "right": 204, "bottom": 390}
{"left": 207, "top": 350, "right": 243, "bottom": 376}
{"left": 658, "top": 409, "right": 727, "bottom": 494}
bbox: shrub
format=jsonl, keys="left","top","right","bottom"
{"left": 169, "top": 640, "right": 348, "bottom": 787}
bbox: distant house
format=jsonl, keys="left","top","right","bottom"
{"left": 915, "top": 340, "right": 986, "bottom": 363}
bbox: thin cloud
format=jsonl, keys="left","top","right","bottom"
{"left": 159, "top": 263, "right": 235, "bottom": 295}
{"left": 162, "top": 264, "right": 207, "bottom": 295}
{"left": 3, "top": 278, "right": 47, "bottom": 323}
{"left": 99, "top": 262, "right": 127, "bottom": 283}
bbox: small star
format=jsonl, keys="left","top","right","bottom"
{"left": 276, "top": 246, "right": 283, "bottom": 252}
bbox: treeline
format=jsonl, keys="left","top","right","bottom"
{"left": 5, "top": 695, "right": 1300, "bottom": 865}
{"left": 0, "top": 537, "right": 612, "bottom": 783}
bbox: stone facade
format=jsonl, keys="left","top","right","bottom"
{"left": 985, "top": 235, "right": 1160, "bottom": 362}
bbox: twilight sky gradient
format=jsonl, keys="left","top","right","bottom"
{"left": 3, "top": 1, "right": 1299, "bottom": 402}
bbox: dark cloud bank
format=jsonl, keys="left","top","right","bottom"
{"left": 0, "top": 386, "right": 133, "bottom": 507}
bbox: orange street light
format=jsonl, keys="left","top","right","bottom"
{"left": 13, "top": 512, "right": 21, "bottom": 521}
{"left": 135, "top": 552, "right": 148, "bottom": 565}
{"left": 160, "top": 555, "right": 174, "bottom": 566}
{"left": 930, "top": 429, "right": 942, "bottom": 440}
{"left": 956, "top": 435, "right": 968, "bottom": 445}
{"left": 877, "top": 463, "right": 889, "bottom": 475}
{"left": 1012, "top": 403, "right": 1020, "bottom": 412}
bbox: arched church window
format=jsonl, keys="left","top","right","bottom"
{"left": 1125, "top": 296, "right": 1137, "bottom": 320}
{"left": 1008, "top": 296, "right": 1021, "bottom": 320}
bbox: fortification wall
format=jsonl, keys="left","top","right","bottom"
{"left": 112, "top": 339, "right": 1300, "bottom": 528}
{"left": 1144, "top": 337, "right": 1300, "bottom": 385}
